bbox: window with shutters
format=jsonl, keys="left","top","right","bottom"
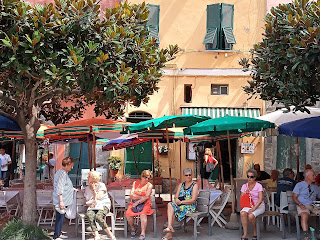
{"left": 147, "top": 4, "right": 160, "bottom": 45}
{"left": 211, "top": 84, "right": 229, "bottom": 95}
{"left": 203, "top": 3, "right": 236, "bottom": 50}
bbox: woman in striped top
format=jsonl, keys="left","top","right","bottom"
{"left": 53, "top": 157, "right": 75, "bottom": 240}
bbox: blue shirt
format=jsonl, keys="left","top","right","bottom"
{"left": 276, "top": 177, "right": 297, "bottom": 206}
{"left": 53, "top": 169, "right": 74, "bottom": 206}
{"left": 293, "top": 181, "right": 320, "bottom": 205}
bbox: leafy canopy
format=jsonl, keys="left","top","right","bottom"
{"left": 240, "top": 0, "right": 320, "bottom": 112}
{"left": 0, "top": 0, "right": 179, "bottom": 124}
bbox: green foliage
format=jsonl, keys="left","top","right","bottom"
{"left": 0, "top": 0, "right": 179, "bottom": 123}
{"left": 240, "top": 0, "right": 320, "bottom": 111}
{"left": 0, "top": 218, "right": 50, "bottom": 240}
{"left": 107, "top": 156, "right": 122, "bottom": 170}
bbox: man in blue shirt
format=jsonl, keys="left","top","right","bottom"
{"left": 293, "top": 169, "right": 320, "bottom": 240}
{"left": 276, "top": 168, "right": 297, "bottom": 207}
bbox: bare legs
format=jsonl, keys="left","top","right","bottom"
{"left": 164, "top": 203, "right": 176, "bottom": 239}
{"left": 127, "top": 215, "right": 147, "bottom": 240}
{"left": 240, "top": 211, "right": 257, "bottom": 238}
{"left": 300, "top": 212, "right": 309, "bottom": 231}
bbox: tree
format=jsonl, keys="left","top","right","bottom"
{"left": 0, "top": 0, "right": 179, "bottom": 223}
{"left": 240, "top": 0, "right": 320, "bottom": 112}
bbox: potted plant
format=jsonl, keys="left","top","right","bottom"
{"left": 153, "top": 160, "right": 163, "bottom": 185}
{"left": 158, "top": 145, "right": 168, "bottom": 155}
{"left": 107, "top": 156, "right": 122, "bottom": 178}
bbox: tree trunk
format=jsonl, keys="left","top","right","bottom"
{"left": 16, "top": 107, "right": 40, "bottom": 224}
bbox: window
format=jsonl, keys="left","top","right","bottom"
{"left": 211, "top": 84, "right": 229, "bottom": 95}
{"left": 147, "top": 4, "right": 160, "bottom": 45}
{"left": 126, "top": 111, "right": 153, "bottom": 123}
{"left": 203, "top": 3, "right": 236, "bottom": 50}
{"left": 184, "top": 84, "right": 192, "bottom": 103}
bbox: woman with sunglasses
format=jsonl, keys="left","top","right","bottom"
{"left": 162, "top": 168, "right": 199, "bottom": 240}
{"left": 126, "top": 170, "right": 153, "bottom": 240}
{"left": 240, "top": 169, "right": 265, "bottom": 240}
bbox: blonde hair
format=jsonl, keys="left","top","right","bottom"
{"left": 141, "top": 170, "right": 152, "bottom": 178}
{"left": 205, "top": 148, "right": 212, "bottom": 156}
{"left": 88, "top": 171, "right": 101, "bottom": 183}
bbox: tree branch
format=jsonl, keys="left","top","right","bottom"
{"left": 0, "top": 91, "right": 17, "bottom": 107}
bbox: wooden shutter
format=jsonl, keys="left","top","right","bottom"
{"left": 203, "top": 4, "right": 220, "bottom": 50}
{"left": 147, "top": 4, "right": 160, "bottom": 44}
{"left": 220, "top": 3, "right": 236, "bottom": 49}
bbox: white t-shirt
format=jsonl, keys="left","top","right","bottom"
{"left": 84, "top": 182, "right": 111, "bottom": 211}
{"left": 43, "top": 158, "right": 55, "bottom": 179}
{"left": 0, "top": 153, "right": 11, "bottom": 171}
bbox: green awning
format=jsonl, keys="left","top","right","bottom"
{"left": 149, "top": 28, "right": 160, "bottom": 44}
{"left": 203, "top": 28, "right": 217, "bottom": 44}
{"left": 222, "top": 27, "right": 236, "bottom": 44}
{"left": 181, "top": 107, "right": 261, "bottom": 118}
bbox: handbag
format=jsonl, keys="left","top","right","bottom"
{"left": 131, "top": 199, "right": 145, "bottom": 213}
{"left": 206, "top": 162, "right": 215, "bottom": 172}
{"left": 239, "top": 184, "right": 255, "bottom": 209}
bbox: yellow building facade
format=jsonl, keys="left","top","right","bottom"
{"left": 117, "top": 0, "right": 268, "bottom": 179}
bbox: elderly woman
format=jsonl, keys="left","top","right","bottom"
{"left": 240, "top": 169, "right": 265, "bottom": 240}
{"left": 53, "top": 157, "right": 75, "bottom": 240}
{"left": 162, "top": 168, "right": 199, "bottom": 240}
{"left": 84, "top": 171, "right": 115, "bottom": 240}
{"left": 126, "top": 170, "right": 153, "bottom": 240}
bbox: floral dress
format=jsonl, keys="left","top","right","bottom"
{"left": 169, "top": 182, "right": 196, "bottom": 222}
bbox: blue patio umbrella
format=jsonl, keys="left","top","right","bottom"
{"left": 279, "top": 116, "right": 320, "bottom": 139}
{"left": 0, "top": 115, "right": 21, "bottom": 131}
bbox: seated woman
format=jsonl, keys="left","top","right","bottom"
{"left": 84, "top": 171, "right": 116, "bottom": 240}
{"left": 162, "top": 168, "right": 199, "bottom": 240}
{"left": 240, "top": 169, "right": 265, "bottom": 240}
{"left": 266, "top": 169, "right": 279, "bottom": 191}
{"left": 126, "top": 170, "right": 153, "bottom": 240}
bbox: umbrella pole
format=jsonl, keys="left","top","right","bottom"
{"left": 179, "top": 140, "right": 182, "bottom": 181}
{"left": 296, "top": 137, "right": 300, "bottom": 182}
{"left": 225, "top": 130, "right": 239, "bottom": 230}
{"left": 156, "top": 139, "right": 161, "bottom": 198}
{"left": 11, "top": 139, "right": 15, "bottom": 181}
{"left": 217, "top": 141, "right": 224, "bottom": 190}
{"left": 75, "top": 142, "right": 83, "bottom": 188}
{"left": 152, "top": 139, "right": 155, "bottom": 187}
{"left": 87, "top": 136, "right": 92, "bottom": 170}
{"left": 131, "top": 143, "right": 139, "bottom": 178}
{"left": 165, "top": 121, "right": 173, "bottom": 202}
{"left": 93, "top": 133, "right": 96, "bottom": 171}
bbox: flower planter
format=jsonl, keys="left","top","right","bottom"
{"left": 109, "top": 169, "right": 119, "bottom": 178}
{"left": 159, "top": 152, "right": 168, "bottom": 155}
{"left": 153, "top": 177, "right": 163, "bottom": 185}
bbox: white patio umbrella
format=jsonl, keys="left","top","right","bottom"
{"left": 258, "top": 106, "right": 320, "bottom": 181}
{"left": 258, "top": 106, "right": 320, "bottom": 126}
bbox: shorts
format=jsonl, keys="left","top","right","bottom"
{"left": 297, "top": 204, "right": 320, "bottom": 215}
{"left": 240, "top": 203, "right": 265, "bottom": 217}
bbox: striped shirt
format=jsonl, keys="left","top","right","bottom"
{"left": 53, "top": 169, "right": 74, "bottom": 206}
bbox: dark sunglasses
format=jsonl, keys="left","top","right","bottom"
{"left": 185, "top": 174, "right": 192, "bottom": 177}
{"left": 247, "top": 175, "right": 255, "bottom": 179}
{"left": 144, "top": 176, "right": 151, "bottom": 179}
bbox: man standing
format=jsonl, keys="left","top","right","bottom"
{"left": 276, "top": 168, "right": 297, "bottom": 207}
{"left": 293, "top": 169, "right": 320, "bottom": 240}
{"left": 43, "top": 152, "right": 55, "bottom": 180}
{"left": 0, "top": 148, "right": 12, "bottom": 179}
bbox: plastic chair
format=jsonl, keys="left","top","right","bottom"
{"left": 210, "top": 188, "right": 231, "bottom": 227}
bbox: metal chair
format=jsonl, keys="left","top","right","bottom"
{"left": 183, "top": 190, "right": 211, "bottom": 240}
{"left": 75, "top": 191, "right": 115, "bottom": 240}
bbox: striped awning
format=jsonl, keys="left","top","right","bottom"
{"left": 181, "top": 107, "right": 261, "bottom": 119}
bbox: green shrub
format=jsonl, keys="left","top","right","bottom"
{"left": 0, "top": 218, "right": 50, "bottom": 240}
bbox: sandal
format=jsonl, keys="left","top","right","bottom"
{"left": 163, "top": 227, "right": 175, "bottom": 233}
{"left": 161, "top": 237, "right": 172, "bottom": 240}
{"left": 131, "top": 229, "right": 137, "bottom": 238}
{"left": 252, "top": 236, "right": 257, "bottom": 240}
{"left": 139, "top": 234, "right": 145, "bottom": 240}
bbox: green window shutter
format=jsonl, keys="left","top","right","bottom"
{"left": 220, "top": 3, "right": 236, "bottom": 49}
{"left": 147, "top": 4, "right": 160, "bottom": 45}
{"left": 203, "top": 4, "right": 220, "bottom": 50}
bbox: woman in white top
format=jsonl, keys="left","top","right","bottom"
{"left": 84, "top": 171, "right": 115, "bottom": 240}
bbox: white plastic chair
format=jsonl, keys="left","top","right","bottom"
{"left": 36, "top": 190, "right": 55, "bottom": 226}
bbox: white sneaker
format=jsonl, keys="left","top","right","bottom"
{"left": 59, "top": 234, "right": 68, "bottom": 239}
